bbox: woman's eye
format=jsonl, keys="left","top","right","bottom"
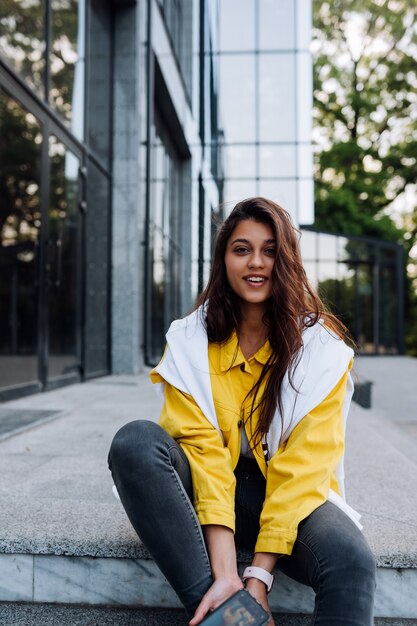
{"left": 234, "top": 246, "right": 249, "bottom": 254}
{"left": 265, "top": 248, "right": 276, "bottom": 256}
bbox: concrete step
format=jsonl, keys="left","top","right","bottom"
{"left": 1, "top": 603, "right": 417, "bottom": 626}
{"left": 1, "top": 551, "right": 417, "bottom": 619}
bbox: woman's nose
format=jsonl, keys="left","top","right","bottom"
{"left": 248, "top": 250, "right": 264, "bottom": 267}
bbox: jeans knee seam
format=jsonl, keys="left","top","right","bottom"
{"left": 297, "top": 538, "right": 323, "bottom": 624}
{"left": 170, "top": 465, "right": 211, "bottom": 572}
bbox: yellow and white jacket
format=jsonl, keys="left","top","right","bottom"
{"left": 151, "top": 306, "right": 360, "bottom": 555}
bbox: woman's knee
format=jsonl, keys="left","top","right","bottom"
{"left": 108, "top": 419, "right": 162, "bottom": 471}
{"left": 323, "top": 527, "right": 376, "bottom": 591}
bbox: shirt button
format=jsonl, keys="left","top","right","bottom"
{"left": 237, "top": 419, "right": 243, "bottom": 428}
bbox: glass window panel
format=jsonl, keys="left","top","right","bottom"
{"left": 318, "top": 233, "right": 337, "bottom": 261}
{"left": 0, "top": 0, "right": 45, "bottom": 97}
{"left": 297, "top": 178, "right": 314, "bottom": 225}
{"left": 86, "top": 0, "right": 111, "bottom": 167}
{"left": 317, "top": 262, "right": 339, "bottom": 310}
{"left": 297, "top": 144, "right": 313, "bottom": 178}
{"left": 337, "top": 236, "right": 350, "bottom": 261}
{"left": 296, "top": 0, "right": 312, "bottom": 49}
{"left": 47, "top": 136, "right": 80, "bottom": 379}
{"left": 300, "top": 230, "right": 316, "bottom": 261}
{"left": 0, "top": 89, "right": 42, "bottom": 389}
{"left": 220, "top": 54, "right": 256, "bottom": 143}
{"left": 355, "top": 264, "right": 374, "bottom": 353}
{"left": 259, "top": 53, "right": 295, "bottom": 142}
{"left": 379, "top": 265, "right": 399, "bottom": 354}
{"left": 223, "top": 145, "right": 256, "bottom": 179}
{"left": 85, "top": 160, "right": 110, "bottom": 376}
{"left": 303, "top": 260, "right": 317, "bottom": 287}
{"left": 219, "top": 0, "right": 255, "bottom": 52}
{"left": 50, "top": 0, "right": 85, "bottom": 138}
{"left": 222, "top": 179, "right": 258, "bottom": 210}
{"left": 329, "top": 265, "right": 355, "bottom": 331}
{"left": 148, "top": 115, "right": 182, "bottom": 364}
{"left": 259, "top": 145, "right": 296, "bottom": 178}
{"left": 257, "top": 179, "right": 296, "bottom": 216}
{"left": 380, "top": 245, "right": 397, "bottom": 263}
{"left": 340, "top": 239, "right": 375, "bottom": 263}
{"left": 296, "top": 52, "right": 313, "bottom": 141}
{"left": 259, "top": 0, "right": 295, "bottom": 50}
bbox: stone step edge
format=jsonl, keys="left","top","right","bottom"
{"left": 1, "top": 553, "right": 416, "bottom": 619}
{"left": 2, "top": 603, "right": 417, "bottom": 626}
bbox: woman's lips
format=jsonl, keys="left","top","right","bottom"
{"left": 243, "top": 275, "right": 268, "bottom": 286}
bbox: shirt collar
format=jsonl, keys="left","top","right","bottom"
{"left": 219, "top": 331, "right": 271, "bottom": 371}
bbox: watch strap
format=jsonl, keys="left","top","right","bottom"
{"left": 242, "top": 566, "right": 275, "bottom": 593}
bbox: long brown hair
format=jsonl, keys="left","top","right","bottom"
{"left": 196, "top": 197, "right": 352, "bottom": 448}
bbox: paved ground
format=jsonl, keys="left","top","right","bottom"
{"left": 0, "top": 358, "right": 416, "bottom": 566}
{"left": 354, "top": 356, "right": 417, "bottom": 461}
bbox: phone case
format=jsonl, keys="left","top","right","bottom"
{"left": 200, "top": 588, "right": 270, "bottom": 626}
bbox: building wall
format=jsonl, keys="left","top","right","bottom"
{"left": 0, "top": 0, "right": 325, "bottom": 399}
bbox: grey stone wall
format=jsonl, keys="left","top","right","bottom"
{"left": 111, "top": 3, "right": 143, "bottom": 374}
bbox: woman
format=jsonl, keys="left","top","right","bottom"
{"left": 108, "top": 197, "right": 376, "bottom": 625}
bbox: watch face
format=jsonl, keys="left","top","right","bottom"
{"left": 200, "top": 589, "right": 270, "bottom": 626}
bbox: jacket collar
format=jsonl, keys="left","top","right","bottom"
{"left": 220, "top": 331, "right": 271, "bottom": 371}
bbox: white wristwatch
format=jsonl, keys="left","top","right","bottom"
{"left": 242, "top": 566, "right": 275, "bottom": 593}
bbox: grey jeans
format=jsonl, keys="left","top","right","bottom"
{"left": 108, "top": 420, "right": 376, "bottom": 624}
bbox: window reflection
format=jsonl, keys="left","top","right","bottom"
{"left": 257, "top": 179, "right": 296, "bottom": 212}
{"left": 300, "top": 229, "right": 402, "bottom": 355}
{"left": 318, "top": 233, "right": 338, "bottom": 261}
{"left": 0, "top": 0, "right": 46, "bottom": 97}
{"left": 220, "top": 54, "right": 256, "bottom": 143}
{"left": 223, "top": 145, "right": 256, "bottom": 179}
{"left": 148, "top": 113, "right": 182, "bottom": 364}
{"left": 50, "top": 0, "right": 85, "bottom": 138}
{"left": 259, "top": 0, "right": 295, "bottom": 50}
{"left": 219, "top": 0, "right": 255, "bottom": 52}
{"left": 47, "top": 136, "right": 79, "bottom": 379}
{"left": 0, "top": 89, "right": 42, "bottom": 388}
{"left": 259, "top": 145, "right": 296, "bottom": 178}
{"left": 259, "top": 54, "right": 295, "bottom": 141}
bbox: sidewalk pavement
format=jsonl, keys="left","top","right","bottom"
{"left": 0, "top": 357, "right": 416, "bottom": 621}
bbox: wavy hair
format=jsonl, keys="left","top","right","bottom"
{"left": 196, "top": 197, "right": 352, "bottom": 450}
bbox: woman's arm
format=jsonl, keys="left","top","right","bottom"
{"left": 189, "top": 525, "right": 243, "bottom": 625}
{"left": 160, "top": 383, "right": 237, "bottom": 530}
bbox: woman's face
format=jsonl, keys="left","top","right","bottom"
{"left": 224, "top": 219, "right": 275, "bottom": 308}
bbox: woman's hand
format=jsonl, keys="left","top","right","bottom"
{"left": 189, "top": 575, "right": 243, "bottom": 625}
{"left": 244, "top": 578, "right": 275, "bottom": 626}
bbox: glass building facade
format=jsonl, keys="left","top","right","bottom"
{"left": 210, "top": 0, "right": 314, "bottom": 225}
{"left": 0, "top": 0, "right": 112, "bottom": 399}
{"left": 300, "top": 229, "right": 404, "bottom": 355}
{"left": 0, "top": 0, "right": 222, "bottom": 399}
{"left": 0, "top": 0, "right": 405, "bottom": 403}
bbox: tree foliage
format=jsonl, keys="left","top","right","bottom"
{"left": 312, "top": 0, "right": 417, "bottom": 354}
{"left": 312, "top": 0, "right": 417, "bottom": 241}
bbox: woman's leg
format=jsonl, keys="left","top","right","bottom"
{"left": 278, "top": 502, "right": 376, "bottom": 626}
{"left": 234, "top": 460, "right": 376, "bottom": 625}
{"left": 108, "top": 420, "right": 212, "bottom": 615}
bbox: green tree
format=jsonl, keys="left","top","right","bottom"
{"left": 312, "top": 0, "right": 417, "bottom": 353}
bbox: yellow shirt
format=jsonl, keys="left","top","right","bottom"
{"left": 152, "top": 331, "right": 351, "bottom": 555}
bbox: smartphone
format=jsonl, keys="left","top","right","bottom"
{"left": 200, "top": 589, "right": 270, "bottom": 626}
